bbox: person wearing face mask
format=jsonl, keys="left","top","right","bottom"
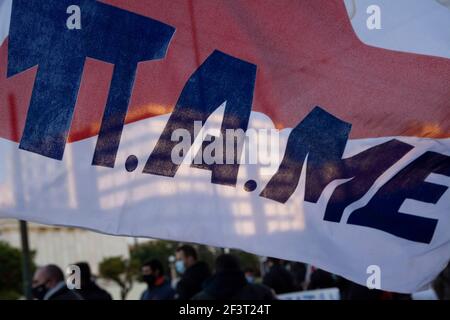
{"left": 32, "top": 264, "right": 83, "bottom": 300}
{"left": 140, "top": 259, "right": 175, "bottom": 300}
{"left": 174, "top": 244, "right": 211, "bottom": 300}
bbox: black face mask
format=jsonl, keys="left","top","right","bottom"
{"left": 32, "top": 283, "right": 48, "bottom": 300}
{"left": 142, "top": 275, "right": 156, "bottom": 287}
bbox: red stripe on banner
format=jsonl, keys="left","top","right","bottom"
{"left": 0, "top": 0, "right": 449, "bottom": 144}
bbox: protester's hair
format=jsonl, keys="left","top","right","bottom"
{"left": 44, "top": 264, "right": 65, "bottom": 282}
{"left": 143, "top": 259, "right": 165, "bottom": 275}
{"left": 176, "top": 244, "right": 197, "bottom": 260}
{"left": 75, "top": 262, "right": 91, "bottom": 283}
{"left": 267, "top": 257, "right": 282, "bottom": 264}
{"left": 215, "top": 254, "right": 241, "bottom": 273}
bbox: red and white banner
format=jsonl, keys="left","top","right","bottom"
{"left": 0, "top": 0, "right": 449, "bottom": 293}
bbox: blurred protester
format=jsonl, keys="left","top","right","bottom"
{"left": 175, "top": 245, "right": 211, "bottom": 299}
{"left": 32, "top": 264, "right": 82, "bottom": 300}
{"left": 262, "top": 257, "right": 295, "bottom": 294}
{"left": 193, "top": 254, "right": 276, "bottom": 300}
{"left": 141, "top": 259, "right": 175, "bottom": 300}
{"left": 244, "top": 267, "right": 256, "bottom": 284}
{"left": 74, "top": 262, "right": 112, "bottom": 300}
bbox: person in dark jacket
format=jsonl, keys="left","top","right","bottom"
{"left": 193, "top": 254, "right": 276, "bottom": 300}
{"left": 262, "top": 257, "right": 295, "bottom": 294}
{"left": 175, "top": 244, "right": 211, "bottom": 300}
{"left": 32, "top": 264, "right": 82, "bottom": 300}
{"left": 74, "top": 262, "right": 112, "bottom": 300}
{"left": 434, "top": 262, "right": 450, "bottom": 300}
{"left": 140, "top": 259, "right": 175, "bottom": 300}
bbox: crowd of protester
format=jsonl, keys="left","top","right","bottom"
{"left": 30, "top": 244, "right": 450, "bottom": 300}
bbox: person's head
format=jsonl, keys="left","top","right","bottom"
{"left": 266, "top": 257, "right": 282, "bottom": 269}
{"left": 215, "top": 254, "right": 241, "bottom": 273}
{"left": 141, "top": 259, "right": 164, "bottom": 286}
{"left": 32, "top": 264, "right": 65, "bottom": 300}
{"left": 175, "top": 244, "right": 198, "bottom": 274}
{"left": 74, "top": 262, "right": 92, "bottom": 287}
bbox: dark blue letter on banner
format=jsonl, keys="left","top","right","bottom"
{"left": 89, "top": 2, "right": 175, "bottom": 167}
{"left": 348, "top": 151, "right": 450, "bottom": 243}
{"left": 260, "top": 107, "right": 351, "bottom": 203}
{"left": 320, "top": 140, "right": 413, "bottom": 223}
{"left": 143, "top": 50, "right": 257, "bottom": 186}
{"left": 8, "top": 0, "right": 86, "bottom": 159}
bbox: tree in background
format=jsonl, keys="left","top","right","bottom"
{"left": 0, "top": 241, "right": 36, "bottom": 300}
{"left": 98, "top": 256, "right": 138, "bottom": 300}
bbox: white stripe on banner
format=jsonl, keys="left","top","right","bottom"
{"left": 0, "top": 0, "right": 12, "bottom": 45}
